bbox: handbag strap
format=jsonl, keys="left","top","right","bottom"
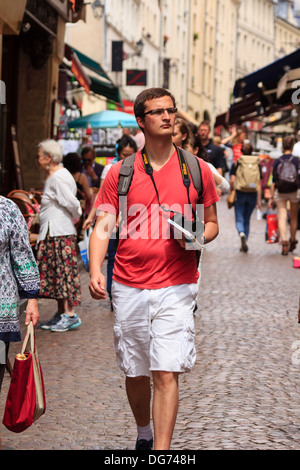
{"left": 21, "top": 321, "right": 35, "bottom": 354}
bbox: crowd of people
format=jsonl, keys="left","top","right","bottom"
{"left": 1, "top": 86, "right": 299, "bottom": 451}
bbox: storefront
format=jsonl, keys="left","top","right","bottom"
{"left": 214, "top": 48, "right": 300, "bottom": 152}
{"left": 0, "top": 0, "right": 85, "bottom": 194}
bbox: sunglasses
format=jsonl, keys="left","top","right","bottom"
{"left": 83, "top": 158, "right": 94, "bottom": 162}
{"left": 144, "top": 107, "right": 177, "bottom": 117}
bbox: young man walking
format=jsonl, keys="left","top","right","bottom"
{"left": 89, "top": 88, "right": 219, "bottom": 450}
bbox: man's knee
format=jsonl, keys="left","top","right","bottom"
{"left": 152, "top": 371, "right": 179, "bottom": 389}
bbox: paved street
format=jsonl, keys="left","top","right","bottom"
{"left": 1, "top": 197, "right": 300, "bottom": 450}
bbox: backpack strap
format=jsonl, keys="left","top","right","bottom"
{"left": 117, "top": 147, "right": 203, "bottom": 204}
{"left": 180, "top": 148, "right": 203, "bottom": 203}
{"left": 117, "top": 153, "right": 136, "bottom": 196}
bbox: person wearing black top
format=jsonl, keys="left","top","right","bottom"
{"left": 269, "top": 135, "right": 299, "bottom": 255}
{"left": 198, "top": 120, "right": 227, "bottom": 175}
{"left": 81, "top": 146, "right": 104, "bottom": 188}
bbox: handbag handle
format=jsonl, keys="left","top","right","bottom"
{"left": 21, "top": 321, "right": 35, "bottom": 355}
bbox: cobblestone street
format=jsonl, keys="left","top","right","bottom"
{"left": 1, "top": 197, "right": 300, "bottom": 450}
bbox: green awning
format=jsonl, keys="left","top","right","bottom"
{"left": 65, "top": 44, "right": 122, "bottom": 105}
{"left": 71, "top": 46, "right": 111, "bottom": 82}
{"left": 89, "top": 75, "right": 122, "bottom": 104}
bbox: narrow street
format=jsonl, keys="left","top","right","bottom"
{"left": 1, "top": 197, "right": 299, "bottom": 450}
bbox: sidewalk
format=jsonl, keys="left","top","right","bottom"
{"left": 0, "top": 197, "right": 300, "bottom": 450}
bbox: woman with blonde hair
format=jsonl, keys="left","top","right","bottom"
{"left": 222, "top": 127, "right": 247, "bottom": 162}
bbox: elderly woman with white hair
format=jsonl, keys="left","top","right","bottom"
{"left": 36, "top": 139, "right": 83, "bottom": 332}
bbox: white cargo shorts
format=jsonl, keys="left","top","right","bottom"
{"left": 111, "top": 280, "right": 198, "bottom": 377}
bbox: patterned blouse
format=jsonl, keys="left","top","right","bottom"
{"left": 0, "top": 197, "right": 40, "bottom": 342}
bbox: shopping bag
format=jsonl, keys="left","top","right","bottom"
{"left": 266, "top": 210, "right": 279, "bottom": 244}
{"left": 78, "top": 228, "right": 92, "bottom": 270}
{"left": 293, "top": 257, "right": 300, "bottom": 268}
{"left": 2, "top": 322, "right": 46, "bottom": 433}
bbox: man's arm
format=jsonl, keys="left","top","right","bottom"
{"left": 203, "top": 203, "right": 219, "bottom": 244}
{"left": 89, "top": 211, "right": 116, "bottom": 300}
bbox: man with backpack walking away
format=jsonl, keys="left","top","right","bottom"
{"left": 230, "top": 142, "right": 262, "bottom": 253}
{"left": 269, "top": 135, "right": 299, "bottom": 255}
{"left": 88, "top": 87, "right": 219, "bottom": 450}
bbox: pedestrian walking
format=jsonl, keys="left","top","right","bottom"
{"left": 36, "top": 139, "right": 82, "bottom": 332}
{"left": 81, "top": 145, "right": 104, "bottom": 189}
{"left": 83, "top": 134, "right": 138, "bottom": 308}
{"left": 230, "top": 142, "right": 262, "bottom": 253}
{"left": 172, "top": 117, "right": 190, "bottom": 149}
{"left": 0, "top": 197, "right": 40, "bottom": 448}
{"left": 81, "top": 146, "right": 104, "bottom": 218}
{"left": 62, "top": 152, "right": 93, "bottom": 203}
{"left": 222, "top": 127, "right": 247, "bottom": 163}
{"left": 88, "top": 87, "right": 219, "bottom": 450}
{"left": 183, "top": 133, "right": 229, "bottom": 194}
{"left": 268, "top": 135, "right": 299, "bottom": 255}
{"left": 198, "top": 120, "right": 226, "bottom": 175}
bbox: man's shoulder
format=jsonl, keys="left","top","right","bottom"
{"left": 206, "top": 141, "right": 222, "bottom": 155}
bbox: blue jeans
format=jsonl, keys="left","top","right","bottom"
{"left": 234, "top": 190, "right": 257, "bottom": 240}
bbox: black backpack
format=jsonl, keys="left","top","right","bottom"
{"left": 276, "top": 156, "right": 298, "bottom": 193}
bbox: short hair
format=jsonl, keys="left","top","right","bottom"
{"left": 213, "top": 136, "right": 221, "bottom": 145}
{"left": 63, "top": 152, "right": 82, "bottom": 174}
{"left": 81, "top": 145, "right": 95, "bottom": 158}
{"left": 282, "top": 135, "right": 295, "bottom": 151}
{"left": 198, "top": 120, "right": 211, "bottom": 130}
{"left": 134, "top": 87, "right": 176, "bottom": 120}
{"left": 116, "top": 135, "right": 137, "bottom": 156}
{"left": 38, "top": 139, "right": 63, "bottom": 163}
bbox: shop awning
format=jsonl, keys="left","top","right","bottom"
{"left": 233, "top": 48, "right": 300, "bottom": 99}
{"left": 89, "top": 75, "right": 122, "bottom": 104}
{"left": 64, "top": 44, "right": 122, "bottom": 104}
{"left": 215, "top": 49, "right": 300, "bottom": 128}
{"left": 70, "top": 47, "right": 111, "bottom": 82}
{"left": 277, "top": 67, "right": 300, "bottom": 99}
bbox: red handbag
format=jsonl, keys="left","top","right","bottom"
{"left": 2, "top": 322, "right": 46, "bottom": 433}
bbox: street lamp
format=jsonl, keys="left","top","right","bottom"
{"left": 92, "top": 0, "right": 105, "bottom": 18}
{"left": 123, "top": 39, "right": 144, "bottom": 60}
{"left": 83, "top": 0, "right": 104, "bottom": 18}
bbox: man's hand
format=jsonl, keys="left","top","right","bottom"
{"left": 89, "top": 272, "right": 107, "bottom": 300}
{"left": 86, "top": 165, "right": 97, "bottom": 181}
{"left": 82, "top": 217, "right": 93, "bottom": 230}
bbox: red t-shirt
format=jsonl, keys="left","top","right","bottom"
{"left": 233, "top": 143, "right": 242, "bottom": 162}
{"left": 95, "top": 149, "right": 219, "bottom": 289}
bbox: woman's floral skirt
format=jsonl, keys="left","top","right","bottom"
{"left": 37, "top": 234, "right": 81, "bottom": 306}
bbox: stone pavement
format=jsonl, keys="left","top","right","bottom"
{"left": 0, "top": 197, "right": 300, "bottom": 450}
